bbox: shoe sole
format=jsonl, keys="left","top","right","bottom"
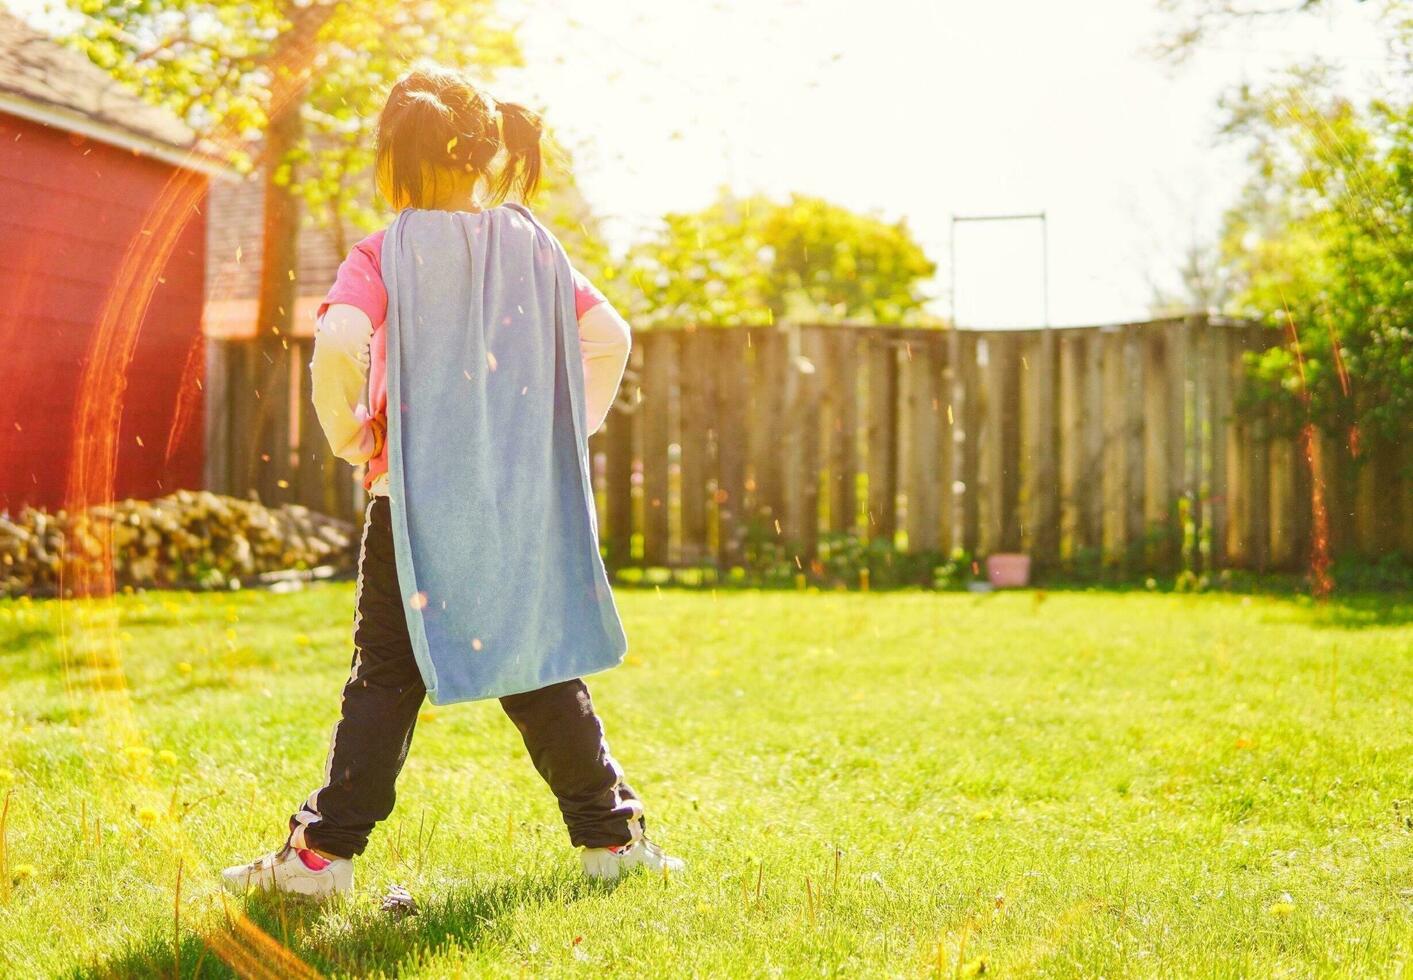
{"left": 221, "top": 870, "right": 349, "bottom": 898}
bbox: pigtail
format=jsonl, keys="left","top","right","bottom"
{"left": 493, "top": 100, "right": 544, "bottom": 203}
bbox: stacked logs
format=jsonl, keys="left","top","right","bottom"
{"left": 0, "top": 491, "right": 359, "bottom": 596}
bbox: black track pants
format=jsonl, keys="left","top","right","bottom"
{"left": 287, "top": 496, "right": 644, "bottom": 858}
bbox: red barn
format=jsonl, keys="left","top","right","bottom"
{"left": 0, "top": 13, "right": 227, "bottom": 513}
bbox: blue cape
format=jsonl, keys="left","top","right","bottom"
{"left": 381, "top": 204, "right": 626, "bottom": 704}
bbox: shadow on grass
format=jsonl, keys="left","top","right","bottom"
{"left": 1274, "top": 594, "right": 1413, "bottom": 631}
{"left": 68, "top": 871, "right": 609, "bottom": 979}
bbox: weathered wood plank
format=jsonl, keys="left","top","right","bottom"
{"left": 1244, "top": 328, "right": 1272, "bottom": 571}
{"left": 952, "top": 331, "right": 980, "bottom": 556}
{"left": 1058, "top": 331, "right": 1083, "bottom": 561}
{"left": 1101, "top": 328, "right": 1125, "bottom": 561}
{"left": 638, "top": 331, "right": 673, "bottom": 565}
{"left": 798, "top": 328, "right": 825, "bottom": 561}
{"left": 1080, "top": 332, "right": 1105, "bottom": 556}
{"left": 865, "top": 334, "right": 899, "bottom": 543}
{"left": 1166, "top": 320, "right": 1189, "bottom": 569}
{"left": 823, "top": 329, "right": 859, "bottom": 536}
{"left": 676, "top": 330, "right": 710, "bottom": 564}
{"left": 934, "top": 335, "right": 954, "bottom": 554}
{"left": 1029, "top": 329, "right": 1060, "bottom": 567}
{"left": 992, "top": 333, "right": 1023, "bottom": 553}
{"left": 715, "top": 329, "right": 750, "bottom": 564}
{"left": 1186, "top": 317, "right": 1206, "bottom": 571}
{"left": 1207, "top": 326, "right": 1231, "bottom": 567}
{"left": 904, "top": 334, "right": 942, "bottom": 552}
{"left": 749, "top": 328, "right": 786, "bottom": 544}
{"left": 1122, "top": 327, "right": 1146, "bottom": 567}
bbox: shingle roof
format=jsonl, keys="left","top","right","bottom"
{"left": 0, "top": 11, "right": 216, "bottom": 165}
{"left": 206, "top": 172, "right": 351, "bottom": 305}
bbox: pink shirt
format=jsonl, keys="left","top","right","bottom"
{"left": 318, "top": 227, "right": 609, "bottom": 492}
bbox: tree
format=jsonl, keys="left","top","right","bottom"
{"left": 1148, "top": 238, "right": 1236, "bottom": 317}
{"left": 65, "top": 0, "right": 521, "bottom": 347}
{"left": 617, "top": 192, "right": 938, "bottom": 327}
{"left": 1153, "top": 0, "right": 1409, "bottom": 66}
{"left": 1218, "top": 72, "right": 1412, "bottom": 452}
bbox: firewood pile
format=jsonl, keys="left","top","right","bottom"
{"left": 0, "top": 490, "right": 359, "bottom": 596}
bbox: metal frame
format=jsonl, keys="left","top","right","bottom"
{"left": 948, "top": 211, "right": 1050, "bottom": 329}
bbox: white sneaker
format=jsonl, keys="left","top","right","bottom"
{"left": 220, "top": 844, "right": 353, "bottom": 898}
{"left": 580, "top": 839, "right": 685, "bottom": 881}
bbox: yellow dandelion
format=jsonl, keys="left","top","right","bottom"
{"left": 0, "top": 768, "right": 14, "bottom": 785}
{"left": 176, "top": 661, "right": 193, "bottom": 675}
{"left": 225, "top": 628, "right": 238, "bottom": 643}
{"left": 157, "top": 750, "right": 178, "bottom": 766}
{"left": 295, "top": 633, "right": 311, "bottom": 647}
{"left": 124, "top": 745, "right": 153, "bottom": 761}
{"left": 12, "top": 863, "right": 36, "bottom": 882}
{"left": 226, "top": 609, "right": 239, "bottom": 623}
{"left": 419, "top": 709, "right": 437, "bottom": 723}
{"left": 137, "top": 806, "right": 160, "bottom": 827}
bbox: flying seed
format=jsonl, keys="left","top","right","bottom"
{"left": 409, "top": 592, "right": 428, "bottom": 610}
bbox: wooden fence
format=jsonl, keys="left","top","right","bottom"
{"left": 205, "top": 315, "right": 1412, "bottom": 574}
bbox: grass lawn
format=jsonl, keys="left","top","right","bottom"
{"left": 0, "top": 586, "right": 1411, "bottom": 977}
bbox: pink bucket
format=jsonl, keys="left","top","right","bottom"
{"left": 985, "top": 553, "right": 1031, "bottom": 588}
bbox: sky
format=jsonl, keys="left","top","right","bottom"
{"left": 10, "top": 0, "right": 1397, "bottom": 326}
{"left": 493, "top": 0, "right": 1394, "bottom": 326}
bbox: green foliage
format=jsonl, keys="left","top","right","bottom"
{"left": 617, "top": 191, "right": 939, "bottom": 327}
{"left": 64, "top": 1, "right": 524, "bottom": 229}
{"left": 1219, "top": 71, "right": 1413, "bottom": 448}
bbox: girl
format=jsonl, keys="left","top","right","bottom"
{"left": 222, "top": 64, "right": 682, "bottom": 897}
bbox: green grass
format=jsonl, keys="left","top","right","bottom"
{"left": 0, "top": 587, "right": 1411, "bottom": 977}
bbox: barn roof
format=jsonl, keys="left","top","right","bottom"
{"left": 0, "top": 11, "right": 228, "bottom": 176}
